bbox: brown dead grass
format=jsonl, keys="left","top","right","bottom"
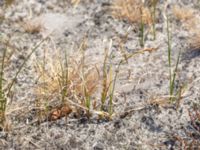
{"left": 148, "top": 97, "right": 171, "bottom": 107}
{"left": 189, "top": 32, "right": 200, "bottom": 50}
{"left": 111, "top": 0, "right": 152, "bottom": 25}
{"left": 173, "top": 5, "right": 195, "bottom": 22}
{"left": 35, "top": 47, "right": 100, "bottom": 120}
{"left": 22, "top": 19, "right": 42, "bottom": 34}
{"left": 172, "top": 5, "right": 198, "bottom": 32}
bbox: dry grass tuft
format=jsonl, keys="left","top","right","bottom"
{"left": 35, "top": 48, "right": 100, "bottom": 120}
{"left": 22, "top": 19, "right": 42, "bottom": 34}
{"left": 173, "top": 5, "right": 198, "bottom": 32}
{"left": 173, "top": 5, "right": 194, "bottom": 22}
{"left": 111, "top": 0, "right": 152, "bottom": 25}
{"left": 189, "top": 32, "right": 200, "bottom": 50}
{"left": 172, "top": 6, "right": 200, "bottom": 51}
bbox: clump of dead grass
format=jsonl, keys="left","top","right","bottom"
{"left": 189, "top": 32, "right": 200, "bottom": 50}
{"left": 173, "top": 5, "right": 195, "bottom": 22}
{"left": 111, "top": 0, "right": 152, "bottom": 25}
{"left": 35, "top": 45, "right": 100, "bottom": 121}
{"left": 22, "top": 19, "right": 42, "bottom": 34}
{"left": 172, "top": 5, "right": 200, "bottom": 51}
{"left": 173, "top": 5, "right": 199, "bottom": 32}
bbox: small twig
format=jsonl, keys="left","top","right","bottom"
{"left": 119, "top": 105, "right": 146, "bottom": 119}
{"left": 24, "top": 137, "right": 41, "bottom": 149}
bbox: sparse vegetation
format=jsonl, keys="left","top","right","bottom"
{"left": 173, "top": 5, "right": 195, "bottom": 22}
{"left": 34, "top": 36, "right": 157, "bottom": 121}
{"left": 1, "top": 0, "right": 200, "bottom": 149}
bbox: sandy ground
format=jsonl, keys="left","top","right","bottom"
{"left": 0, "top": 0, "right": 200, "bottom": 149}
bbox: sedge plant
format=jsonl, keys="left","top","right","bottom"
{"left": 166, "top": 13, "right": 181, "bottom": 102}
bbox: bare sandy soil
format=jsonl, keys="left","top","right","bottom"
{"left": 0, "top": 0, "right": 200, "bottom": 149}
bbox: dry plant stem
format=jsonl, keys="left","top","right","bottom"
{"left": 67, "top": 98, "right": 111, "bottom": 119}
